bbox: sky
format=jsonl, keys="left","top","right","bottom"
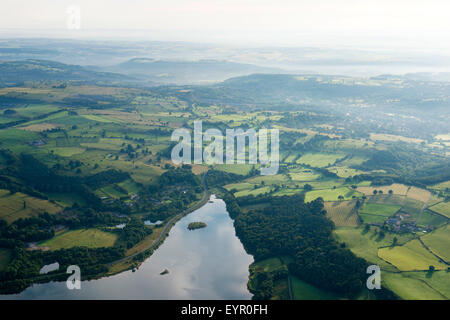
{"left": 1, "top": 0, "right": 449, "bottom": 51}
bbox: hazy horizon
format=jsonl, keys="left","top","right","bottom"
{"left": 1, "top": 0, "right": 450, "bottom": 54}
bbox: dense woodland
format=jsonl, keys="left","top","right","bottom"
{"left": 223, "top": 193, "right": 369, "bottom": 298}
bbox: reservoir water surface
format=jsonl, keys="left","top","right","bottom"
{"left": 1, "top": 195, "right": 254, "bottom": 300}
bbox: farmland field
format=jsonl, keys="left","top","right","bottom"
{"left": 290, "top": 275, "right": 339, "bottom": 300}
{"left": 215, "top": 164, "right": 253, "bottom": 175}
{"left": 378, "top": 239, "right": 448, "bottom": 271}
{"left": 296, "top": 152, "right": 345, "bottom": 168}
{"left": 406, "top": 187, "right": 431, "bottom": 203}
{"left": 421, "top": 225, "right": 450, "bottom": 262}
{"left": 383, "top": 271, "right": 448, "bottom": 300}
{"left": 428, "top": 202, "right": 450, "bottom": 218}
{"left": 0, "top": 190, "right": 62, "bottom": 223}
{"left": 304, "top": 187, "right": 362, "bottom": 202}
{"left": 358, "top": 213, "right": 386, "bottom": 224}
{"left": 39, "top": 229, "right": 118, "bottom": 250}
{"left": 334, "top": 226, "right": 413, "bottom": 272}
{"left": 288, "top": 168, "right": 320, "bottom": 181}
{"left": 357, "top": 184, "right": 409, "bottom": 196}
{"left": 360, "top": 203, "right": 401, "bottom": 217}
{"left": 324, "top": 201, "right": 359, "bottom": 227}
{"left": 327, "top": 166, "right": 368, "bottom": 178}
{"left": 417, "top": 210, "right": 448, "bottom": 228}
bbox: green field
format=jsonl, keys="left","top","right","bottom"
{"left": 46, "top": 192, "right": 87, "bottom": 207}
{"left": 358, "top": 213, "right": 386, "bottom": 224}
{"left": 0, "top": 190, "right": 62, "bottom": 223}
{"left": 334, "top": 226, "right": 411, "bottom": 271}
{"left": 360, "top": 203, "right": 401, "bottom": 217}
{"left": 430, "top": 180, "right": 450, "bottom": 192}
{"left": 383, "top": 271, "right": 448, "bottom": 300}
{"left": 378, "top": 239, "right": 448, "bottom": 271}
{"left": 417, "top": 210, "right": 448, "bottom": 228}
{"left": 357, "top": 183, "right": 409, "bottom": 196}
{"left": 246, "top": 174, "right": 289, "bottom": 186}
{"left": 234, "top": 186, "right": 271, "bottom": 197}
{"left": 52, "top": 147, "right": 86, "bottom": 157}
{"left": 324, "top": 201, "right": 359, "bottom": 227}
{"left": 327, "top": 166, "right": 368, "bottom": 178}
{"left": 290, "top": 275, "right": 340, "bottom": 300}
{"left": 288, "top": 168, "right": 320, "bottom": 182}
{"left": 304, "top": 187, "right": 362, "bottom": 202}
{"left": 215, "top": 164, "right": 254, "bottom": 175}
{"left": 296, "top": 152, "right": 345, "bottom": 168}
{"left": 428, "top": 202, "right": 450, "bottom": 218}
{"left": 39, "top": 229, "right": 118, "bottom": 250}
{"left": 421, "top": 225, "right": 450, "bottom": 262}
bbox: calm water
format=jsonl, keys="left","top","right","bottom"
{"left": 1, "top": 195, "right": 254, "bottom": 300}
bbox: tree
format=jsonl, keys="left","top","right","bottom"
{"left": 392, "top": 237, "right": 398, "bottom": 246}
{"left": 23, "top": 201, "right": 26, "bottom": 209}
{"left": 428, "top": 265, "right": 435, "bottom": 273}
{"left": 373, "top": 190, "right": 378, "bottom": 195}
{"left": 338, "top": 195, "right": 344, "bottom": 201}
{"left": 388, "top": 189, "right": 393, "bottom": 195}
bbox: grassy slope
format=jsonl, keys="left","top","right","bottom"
{"left": 39, "top": 229, "right": 118, "bottom": 250}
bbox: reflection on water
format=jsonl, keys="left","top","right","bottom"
{"left": 1, "top": 195, "right": 254, "bottom": 300}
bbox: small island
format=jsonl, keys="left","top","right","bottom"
{"left": 187, "top": 221, "right": 207, "bottom": 230}
{"left": 160, "top": 269, "right": 169, "bottom": 275}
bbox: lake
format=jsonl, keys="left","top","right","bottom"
{"left": 0, "top": 195, "right": 254, "bottom": 300}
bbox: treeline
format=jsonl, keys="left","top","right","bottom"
{"left": 0, "top": 246, "right": 124, "bottom": 294}
{"left": 205, "top": 169, "right": 244, "bottom": 188}
{"left": 0, "top": 210, "right": 126, "bottom": 245}
{"left": 358, "top": 147, "right": 450, "bottom": 186}
{"left": 0, "top": 150, "right": 130, "bottom": 209}
{"left": 223, "top": 193, "right": 368, "bottom": 298}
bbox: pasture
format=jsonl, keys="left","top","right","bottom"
{"left": 360, "top": 203, "right": 401, "bottom": 217}
{"left": 358, "top": 213, "right": 386, "bottom": 224}
{"left": 290, "top": 275, "right": 339, "bottom": 300}
{"left": 0, "top": 190, "right": 62, "bottom": 224}
{"left": 234, "top": 186, "right": 271, "bottom": 198}
{"left": 370, "top": 133, "right": 424, "bottom": 144}
{"left": 334, "top": 226, "right": 413, "bottom": 272}
{"left": 19, "top": 123, "right": 60, "bottom": 132}
{"left": 304, "top": 187, "right": 362, "bottom": 202}
{"left": 383, "top": 271, "right": 448, "bottom": 300}
{"left": 324, "top": 201, "right": 360, "bottom": 227}
{"left": 327, "top": 166, "right": 368, "bottom": 178}
{"left": 430, "top": 180, "right": 450, "bottom": 192}
{"left": 215, "top": 164, "right": 254, "bottom": 176}
{"left": 39, "top": 229, "right": 118, "bottom": 250}
{"left": 406, "top": 187, "right": 431, "bottom": 203}
{"left": 357, "top": 183, "right": 409, "bottom": 196}
{"left": 417, "top": 210, "right": 448, "bottom": 228}
{"left": 296, "top": 152, "right": 345, "bottom": 168}
{"left": 421, "top": 225, "right": 450, "bottom": 262}
{"left": 428, "top": 202, "right": 450, "bottom": 218}
{"left": 378, "top": 239, "right": 448, "bottom": 271}
{"left": 288, "top": 168, "right": 320, "bottom": 182}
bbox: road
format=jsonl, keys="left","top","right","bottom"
{"left": 109, "top": 172, "right": 210, "bottom": 266}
